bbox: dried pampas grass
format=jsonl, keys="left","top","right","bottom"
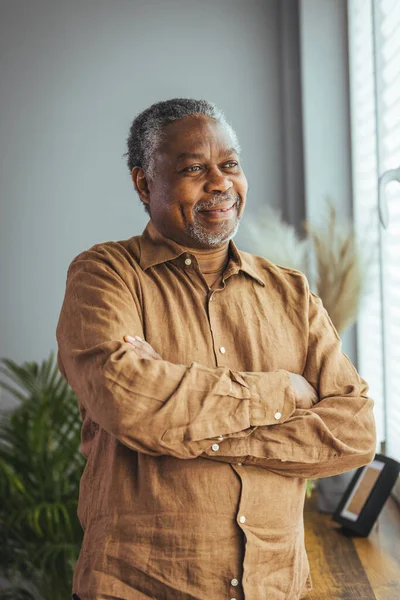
{"left": 238, "top": 206, "right": 310, "bottom": 274}
{"left": 305, "top": 201, "right": 370, "bottom": 333}
{"left": 238, "top": 198, "right": 371, "bottom": 334}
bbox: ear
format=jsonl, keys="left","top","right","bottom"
{"left": 131, "top": 167, "right": 151, "bottom": 210}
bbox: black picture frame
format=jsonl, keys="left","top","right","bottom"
{"left": 332, "top": 453, "right": 400, "bottom": 537}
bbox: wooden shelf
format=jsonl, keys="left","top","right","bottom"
{"left": 303, "top": 492, "right": 400, "bottom": 599}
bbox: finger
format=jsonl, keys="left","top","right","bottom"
{"left": 135, "top": 349, "right": 155, "bottom": 360}
{"left": 132, "top": 345, "right": 156, "bottom": 360}
{"left": 127, "top": 336, "right": 162, "bottom": 360}
{"left": 124, "top": 336, "right": 153, "bottom": 358}
{"left": 125, "top": 335, "right": 153, "bottom": 351}
{"left": 124, "top": 335, "right": 162, "bottom": 360}
{"left": 124, "top": 335, "right": 149, "bottom": 350}
{"left": 124, "top": 335, "right": 141, "bottom": 344}
{"left": 135, "top": 337, "right": 161, "bottom": 359}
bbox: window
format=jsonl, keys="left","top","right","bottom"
{"left": 348, "top": 0, "right": 400, "bottom": 468}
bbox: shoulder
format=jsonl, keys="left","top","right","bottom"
{"left": 240, "top": 250, "right": 311, "bottom": 295}
{"left": 66, "top": 235, "right": 142, "bottom": 281}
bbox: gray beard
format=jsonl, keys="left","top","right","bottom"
{"left": 185, "top": 193, "right": 242, "bottom": 248}
{"left": 185, "top": 214, "right": 241, "bottom": 248}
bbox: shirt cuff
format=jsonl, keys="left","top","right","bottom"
{"left": 246, "top": 369, "right": 296, "bottom": 426}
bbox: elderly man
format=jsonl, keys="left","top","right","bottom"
{"left": 56, "top": 98, "right": 376, "bottom": 600}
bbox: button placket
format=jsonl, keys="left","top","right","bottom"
{"left": 207, "top": 287, "right": 231, "bottom": 368}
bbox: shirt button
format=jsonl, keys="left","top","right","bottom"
{"left": 237, "top": 462, "right": 242, "bottom": 466}
{"left": 274, "top": 411, "right": 282, "bottom": 420}
{"left": 219, "top": 346, "right": 226, "bottom": 354}
{"left": 217, "top": 436, "right": 224, "bottom": 441}
{"left": 184, "top": 258, "right": 192, "bottom": 266}
{"left": 239, "top": 515, "right": 246, "bottom": 524}
{"left": 211, "top": 443, "right": 220, "bottom": 452}
{"left": 231, "top": 578, "right": 239, "bottom": 586}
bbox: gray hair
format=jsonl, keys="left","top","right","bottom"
{"left": 124, "top": 98, "right": 241, "bottom": 213}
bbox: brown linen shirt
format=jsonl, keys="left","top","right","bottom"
{"left": 56, "top": 219, "right": 377, "bottom": 600}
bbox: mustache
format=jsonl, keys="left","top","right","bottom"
{"left": 194, "top": 193, "right": 240, "bottom": 212}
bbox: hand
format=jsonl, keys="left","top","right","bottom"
{"left": 288, "top": 372, "right": 318, "bottom": 409}
{"left": 124, "top": 335, "right": 162, "bottom": 360}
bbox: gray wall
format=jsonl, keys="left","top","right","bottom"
{"left": 299, "top": 0, "right": 357, "bottom": 362}
{"left": 0, "top": 0, "right": 289, "bottom": 373}
{"left": 300, "top": 0, "right": 353, "bottom": 223}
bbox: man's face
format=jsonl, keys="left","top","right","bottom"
{"left": 135, "top": 115, "right": 248, "bottom": 249}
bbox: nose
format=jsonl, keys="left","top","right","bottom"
{"left": 204, "top": 166, "right": 233, "bottom": 195}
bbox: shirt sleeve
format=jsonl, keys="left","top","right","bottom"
{"left": 201, "top": 279, "right": 377, "bottom": 479}
{"left": 56, "top": 248, "right": 296, "bottom": 460}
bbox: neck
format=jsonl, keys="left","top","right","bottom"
{"left": 184, "top": 243, "right": 230, "bottom": 290}
{"left": 187, "top": 243, "right": 229, "bottom": 272}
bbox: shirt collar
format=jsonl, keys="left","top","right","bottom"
{"left": 137, "top": 220, "right": 265, "bottom": 287}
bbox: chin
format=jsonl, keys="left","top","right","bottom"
{"left": 186, "top": 217, "right": 241, "bottom": 248}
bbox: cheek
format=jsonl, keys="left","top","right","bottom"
{"left": 169, "top": 182, "right": 200, "bottom": 212}
{"left": 238, "top": 174, "right": 248, "bottom": 196}
{"left": 157, "top": 195, "right": 193, "bottom": 226}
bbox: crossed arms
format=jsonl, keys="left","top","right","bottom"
{"left": 56, "top": 249, "right": 377, "bottom": 480}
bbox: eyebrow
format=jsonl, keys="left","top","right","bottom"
{"left": 176, "top": 147, "right": 238, "bottom": 162}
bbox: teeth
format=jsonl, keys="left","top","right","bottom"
{"left": 214, "top": 205, "right": 232, "bottom": 211}
{"left": 200, "top": 202, "right": 236, "bottom": 213}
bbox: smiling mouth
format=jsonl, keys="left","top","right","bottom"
{"left": 198, "top": 200, "right": 238, "bottom": 218}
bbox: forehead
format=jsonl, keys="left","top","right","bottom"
{"left": 158, "top": 115, "right": 236, "bottom": 158}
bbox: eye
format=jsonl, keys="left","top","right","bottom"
{"left": 184, "top": 165, "right": 202, "bottom": 172}
{"left": 224, "top": 161, "right": 238, "bottom": 168}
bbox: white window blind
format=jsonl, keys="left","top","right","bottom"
{"left": 348, "top": 0, "right": 400, "bottom": 465}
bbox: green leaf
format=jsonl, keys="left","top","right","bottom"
{"left": 0, "top": 352, "right": 83, "bottom": 596}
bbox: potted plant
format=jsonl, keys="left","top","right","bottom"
{"left": 0, "top": 352, "right": 84, "bottom": 599}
